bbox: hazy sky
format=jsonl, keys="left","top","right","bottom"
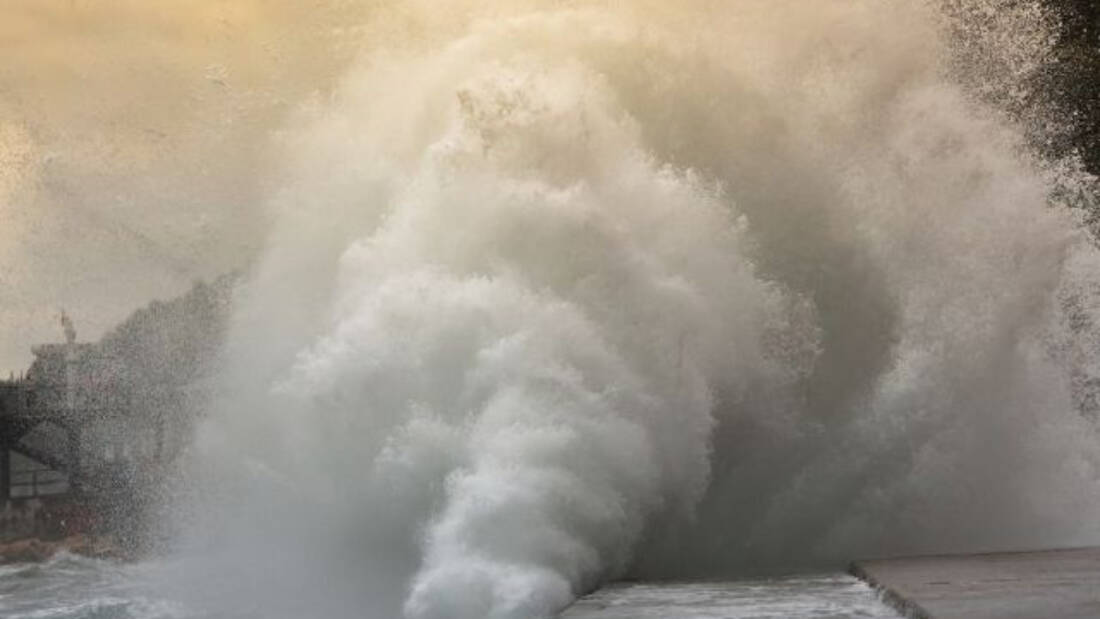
{"left": 0, "top": 0, "right": 374, "bottom": 374}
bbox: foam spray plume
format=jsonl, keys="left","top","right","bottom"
{"left": 179, "top": 1, "right": 1100, "bottom": 617}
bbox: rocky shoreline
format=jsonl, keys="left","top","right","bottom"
{"left": 0, "top": 534, "right": 126, "bottom": 564}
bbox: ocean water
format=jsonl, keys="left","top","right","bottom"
{"left": 182, "top": 1, "right": 1100, "bottom": 616}
{"left": 0, "top": 556, "right": 898, "bottom": 619}
{"left": 0, "top": 555, "right": 189, "bottom": 619}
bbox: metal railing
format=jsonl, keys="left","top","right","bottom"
{"left": 0, "top": 382, "right": 135, "bottom": 418}
{"left": 10, "top": 468, "right": 70, "bottom": 498}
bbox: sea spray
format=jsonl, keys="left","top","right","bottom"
{"left": 180, "top": 1, "right": 1100, "bottom": 617}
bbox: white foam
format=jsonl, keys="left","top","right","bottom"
{"left": 181, "top": 2, "right": 1100, "bottom": 617}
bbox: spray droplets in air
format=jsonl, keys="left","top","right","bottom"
{"left": 184, "top": 2, "right": 1100, "bottom": 618}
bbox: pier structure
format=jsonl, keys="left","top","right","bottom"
{"left": 560, "top": 548, "right": 1100, "bottom": 618}
{"left": 0, "top": 340, "right": 170, "bottom": 504}
{"left": 850, "top": 547, "right": 1100, "bottom": 619}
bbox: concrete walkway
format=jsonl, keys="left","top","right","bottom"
{"left": 559, "top": 574, "right": 898, "bottom": 618}
{"left": 851, "top": 547, "right": 1100, "bottom": 619}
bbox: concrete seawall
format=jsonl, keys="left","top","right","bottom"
{"left": 850, "top": 547, "right": 1100, "bottom": 619}
{"left": 559, "top": 574, "right": 899, "bottom": 618}
{"left": 559, "top": 547, "right": 1100, "bottom": 618}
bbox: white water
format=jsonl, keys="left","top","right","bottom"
{"left": 169, "top": 1, "right": 1100, "bottom": 618}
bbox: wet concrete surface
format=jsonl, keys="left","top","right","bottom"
{"left": 559, "top": 574, "right": 899, "bottom": 618}
{"left": 850, "top": 547, "right": 1100, "bottom": 619}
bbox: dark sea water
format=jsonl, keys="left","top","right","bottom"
{"left": 0, "top": 554, "right": 212, "bottom": 619}
{"left": 0, "top": 555, "right": 898, "bottom": 619}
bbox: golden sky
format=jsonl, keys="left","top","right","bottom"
{"left": 0, "top": 0, "right": 377, "bottom": 373}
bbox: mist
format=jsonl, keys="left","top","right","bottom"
{"left": 163, "top": 1, "right": 1100, "bottom": 618}
{"left": 0, "top": 0, "right": 371, "bottom": 373}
